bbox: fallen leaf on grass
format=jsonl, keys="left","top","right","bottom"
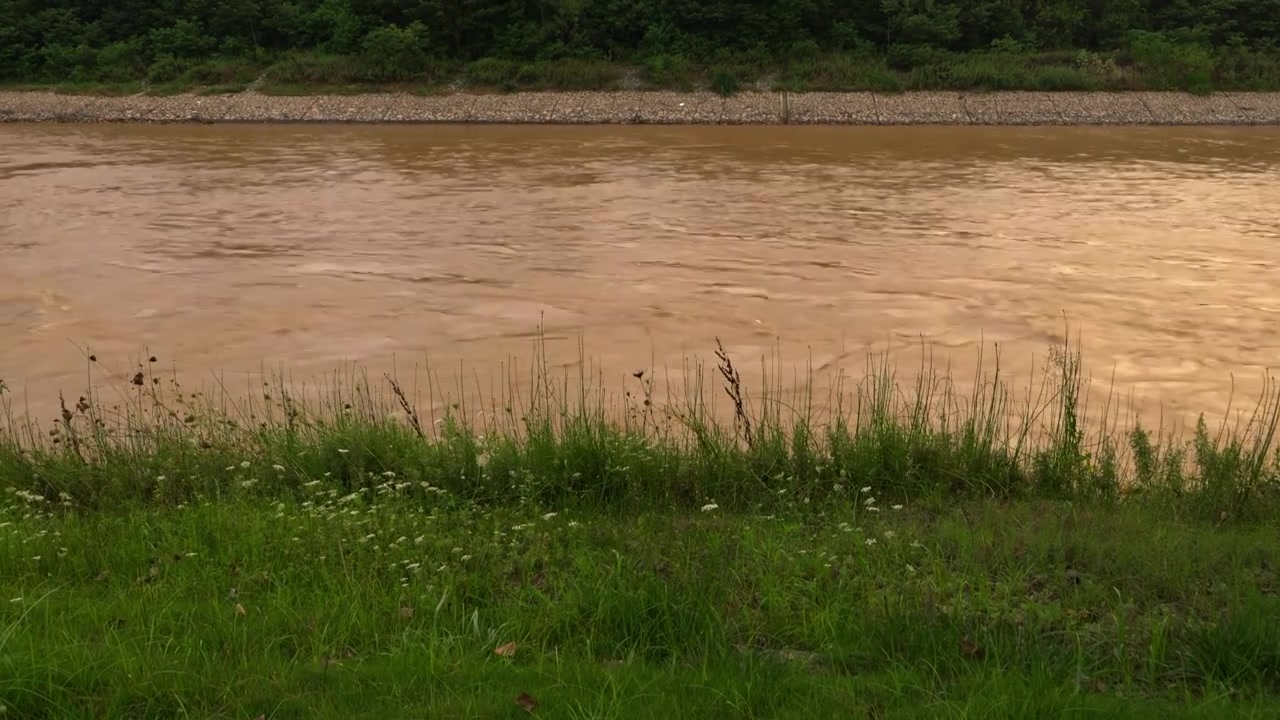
{"left": 235, "top": 603, "right": 247, "bottom": 617}
{"left": 399, "top": 607, "right": 414, "bottom": 619}
{"left": 494, "top": 641, "right": 517, "bottom": 658}
{"left": 514, "top": 692, "right": 537, "bottom": 712}
{"left": 959, "top": 637, "right": 982, "bottom": 660}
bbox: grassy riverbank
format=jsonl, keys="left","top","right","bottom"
{"left": 2, "top": 340, "right": 1279, "bottom": 717}
{"left": 9, "top": 48, "right": 1280, "bottom": 98}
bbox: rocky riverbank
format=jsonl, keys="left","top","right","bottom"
{"left": 3, "top": 89, "right": 1279, "bottom": 125}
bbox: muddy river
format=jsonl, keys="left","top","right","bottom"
{"left": 2, "top": 123, "right": 1278, "bottom": 429}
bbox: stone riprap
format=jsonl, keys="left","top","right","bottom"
{"left": 2, "top": 89, "right": 1279, "bottom": 125}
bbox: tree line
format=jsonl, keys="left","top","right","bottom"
{"left": 3, "top": 0, "right": 1278, "bottom": 89}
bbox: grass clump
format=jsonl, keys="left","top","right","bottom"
{"left": 1, "top": 334, "right": 1279, "bottom": 717}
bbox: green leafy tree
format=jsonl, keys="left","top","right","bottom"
{"left": 881, "top": 0, "right": 962, "bottom": 49}
{"left": 360, "top": 21, "right": 429, "bottom": 79}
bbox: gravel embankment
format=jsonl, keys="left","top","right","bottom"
{"left": 2, "top": 89, "right": 1279, "bottom": 124}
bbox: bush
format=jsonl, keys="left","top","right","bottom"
{"left": 887, "top": 44, "right": 947, "bottom": 71}
{"left": 466, "top": 57, "right": 517, "bottom": 86}
{"left": 146, "top": 55, "right": 190, "bottom": 84}
{"left": 537, "top": 59, "right": 620, "bottom": 89}
{"left": 38, "top": 43, "right": 96, "bottom": 81}
{"left": 1031, "top": 65, "right": 1096, "bottom": 90}
{"left": 1213, "top": 46, "right": 1280, "bottom": 91}
{"left": 147, "top": 20, "right": 215, "bottom": 61}
{"left": 95, "top": 40, "right": 147, "bottom": 82}
{"left": 184, "top": 57, "right": 261, "bottom": 86}
{"left": 360, "top": 23, "right": 430, "bottom": 81}
{"left": 643, "top": 54, "right": 693, "bottom": 88}
{"left": 267, "top": 53, "right": 363, "bottom": 85}
{"left": 794, "top": 54, "right": 902, "bottom": 92}
{"left": 1126, "top": 30, "right": 1215, "bottom": 92}
{"left": 710, "top": 67, "right": 740, "bottom": 96}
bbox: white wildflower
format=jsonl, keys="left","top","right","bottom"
{"left": 272, "top": 464, "right": 285, "bottom": 472}
{"left": 864, "top": 539, "right": 876, "bottom": 546}
{"left": 892, "top": 504, "right": 903, "bottom": 511}
{"left": 701, "top": 503, "right": 719, "bottom": 513}
{"left": 860, "top": 486, "right": 872, "bottom": 494}
{"left": 542, "top": 512, "right": 558, "bottom": 521}
{"left": 337, "top": 449, "right": 349, "bottom": 454}
{"left": 240, "top": 461, "right": 251, "bottom": 469}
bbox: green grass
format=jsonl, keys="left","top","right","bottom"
{"left": 1, "top": 336, "right": 1279, "bottom": 718}
{"left": 7, "top": 48, "right": 1280, "bottom": 96}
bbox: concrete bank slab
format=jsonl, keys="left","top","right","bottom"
{"left": 52, "top": 94, "right": 110, "bottom": 121}
{"left": 964, "top": 92, "right": 1063, "bottom": 124}
{"left": 305, "top": 94, "right": 395, "bottom": 122}
{"left": 465, "top": 92, "right": 559, "bottom": 122}
{"left": 555, "top": 92, "right": 632, "bottom": 123}
{"left": 145, "top": 95, "right": 230, "bottom": 122}
{"left": 787, "top": 92, "right": 878, "bottom": 124}
{"left": 93, "top": 95, "right": 162, "bottom": 121}
{"left": 217, "top": 93, "right": 316, "bottom": 122}
{"left": 634, "top": 91, "right": 722, "bottom": 123}
{"left": 1053, "top": 92, "right": 1152, "bottom": 124}
{"left": 876, "top": 92, "right": 969, "bottom": 124}
{"left": 1136, "top": 92, "right": 1251, "bottom": 124}
{"left": 48, "top": 94, "right": 108, "bottom": 121}
{"left": 5, "top": 89, "right": 1280, "bottom": 125}
{"left": 0, "top": 92, "right": 106, "bottom": 121}
{"left": 0, "top": 91, "right": 46, "bottom": 120}
{"left": 721, "top": 92, "right": 782, "bottom": 124}
{"left": 1228, "top": 92, "right": 1280, "bottom": 123}
{"left": 384, "top": 93, "right": 472, "bottom": 122}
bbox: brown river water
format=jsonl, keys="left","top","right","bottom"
{"left": 2, "top": 123, "right": 1279, "bottom": 430}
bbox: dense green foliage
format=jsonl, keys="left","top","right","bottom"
{"left": 3, "top": 0, "right": 1280, "bottom": 91}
